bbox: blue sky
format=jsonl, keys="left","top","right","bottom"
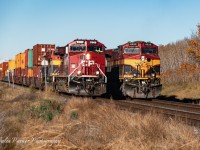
{"left": 0, "top": 0, "right": 200, "bottom": 61}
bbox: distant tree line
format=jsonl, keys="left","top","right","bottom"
{"left": 159, "top": 28, "right": 200, "bottom": 84}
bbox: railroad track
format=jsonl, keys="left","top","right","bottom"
{"left": 112, "top": 99, "right": 200, "bottom": 127}
{"left": 1, "top": 81, "right": 200, "bottom": 127}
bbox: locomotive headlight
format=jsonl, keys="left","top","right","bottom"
{"left": 151, "top": 73, "right": 156, "bottom": 77}
{"left": 141, "top": 56, "right": 145, "bottom": 61}
{"left": 86, "top": 53, "right": 90, "bottom": 60}
{"left": 96, "top": 71, "right": 100, "bottom": 75}
{"left": 77, "top": 70, "right": 81, "bottom": 75}
{"left": 125, "top": 78, "right": 129, "bottom": 82}
{"left": 141, "top": 81, "right": 146, "bottom": 85}
{"left": 133, "top": 73, "right": 137, "bottom": 78}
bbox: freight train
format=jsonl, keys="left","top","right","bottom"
{"left": 0, "top": 39, "right": 107, "bottom": 96}
{"left": 0, "top": 39, "right": 162, "bottom": 99}
{"left": 106, "top": 41, "right": 162, "bottom": 99}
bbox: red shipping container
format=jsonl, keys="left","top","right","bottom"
{"left": 24, "top": 49, "right": 29, "bottom": 68}
{"left": 24, "top": 68, "right": 28, "bottom": 77}
{"left": 0, "top": 63, "right": 2, "bottom": 70}
{"left": 0, "top": 63, "right": 2, "bottom": 78}
{"left": 33, "top": 66, "right": 41, "bottom": 78}
{"left": 21, "top": 68, "right": 27, "bottom": 77}
{"left": 0, "top": 62, "right": 8, "bottom": 77}
{"left": 14, "top": 68, "right": 21, "bottom": 77}
{"left": 2, "top": 62, "right": 8, "bottom": 71}
{"left": 33, "top": 44, "right": 55, "bottom": 66}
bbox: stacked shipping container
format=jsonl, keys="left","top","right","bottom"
{"left": 0, "top": 63, "right": 3, "bottom": 80}
{"left": 8, "top": 60, "right": 15, "bottom": 70}
{"left": 0, "top": 62, "right": 8, "bottom": 79}
{"left": 28, "top": 49, "right": 33, "bottom": 77}
{"left": 1, "top": 43, "right": 62, "bottom": 84}
{"left": 33, "top": 44, "right": 56, "bottom": 78}
{"left": 8, "top": 60, "right": 15, "bottom": 77}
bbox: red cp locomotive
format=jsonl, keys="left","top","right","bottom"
{"left": 52, "top": 39, "right": 107, "bottom": 96}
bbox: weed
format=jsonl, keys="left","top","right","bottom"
{"left": 29, "top": 85, "right": 36, "bottom": 93}
{"left": 29, "top": 99, "right": 64, "bottom": 121}
{"left": 70, "top": 109, "right": 79, "bottom": 120}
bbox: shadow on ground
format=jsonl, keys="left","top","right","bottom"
{"left": 157, "top": 95, "right": 200, "bottom": 104}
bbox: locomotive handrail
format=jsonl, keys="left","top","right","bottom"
{"left": 67, "top": 61, "right": 107, "bottom": 86}
{"left": 95, "top": 63, "right": 107, "bottom": 83}
{"left": 68, "top": 61, "right": 84, "bottom": 86}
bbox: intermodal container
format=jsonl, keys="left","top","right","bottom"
{"left": 0, "top": 63, "right": 2, "bottom": 73}
{"left": 0, "top": 62, "right": 8, "bottom": 77}
{"left": 33, "top": 44, "right": 55, "bottom": 66}
{"left": 24, "top": 49, "right": 29, "bottom": 68}
{"left": 21, "top": 69, "right": 26, "bottom": 76}
{"left": 8, "top": 60, "right": 15, "bottom": 70}
{"left": 15, "top": 53, "right": 21, "bottom": 69}
{"left": 33, "top": 66, "right": 41, "bottom": 78}
{"left": 28, "top": 49, "right": 33, "bottom": 68}
{"left": 14, "top": 68, "right": 21, "bottom": 77}
{"left": 15, "top": 53, "right": 25, "bottom": 69}
{"left": 21, "top": 53, "right": 25, "bottom": 69}
{"left": 28, "top": 68, "right": 33, "bottom": 77}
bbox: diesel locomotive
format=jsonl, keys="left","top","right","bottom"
{"left": 50, "top": 39, "right": 107, "bottom": 96}
{"left": 106, "top": 41, "right": 162, "bottom": 99}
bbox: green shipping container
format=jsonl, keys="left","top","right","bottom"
{"left": 28, "top": 49, "right": 33, "bottom": 68}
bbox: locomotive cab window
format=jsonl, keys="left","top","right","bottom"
{"left": 88, "top": 46, "right": 103, "bottom": 52}
{"left": 124, "top": 47, "right": 140, "bottom": 54}
{"left": 142, "top": 48, "right": 157, "bottom": 54}
{"left": 70, "top": 45, "right": 86, "bottom": 52}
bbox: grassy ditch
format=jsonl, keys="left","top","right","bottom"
{"left": 0, "top": 82, "right": 200, "bottom": 150}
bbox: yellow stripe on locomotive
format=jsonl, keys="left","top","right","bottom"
{"left": 106, "top": 41, "right": 162, "bottom": 99}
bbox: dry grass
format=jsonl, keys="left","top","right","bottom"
{"left": 161, "top": 82, "right": 200, "bottom": 100}
{"left": 0, "top": 82, "right": 200, "bottom": 150}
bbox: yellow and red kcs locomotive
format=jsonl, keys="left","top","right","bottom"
{"left": 106, "top": 41, "right": 162, "bottom": 99}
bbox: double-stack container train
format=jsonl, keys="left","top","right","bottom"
{"left": 106, "top": 41, "right": 162, "bottom": 99}
{"left": 0, "top": 39, "right": 107, "bottom": 97}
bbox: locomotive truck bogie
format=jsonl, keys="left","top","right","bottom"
{"left": 121, "top": 78, "right": 162, "bottom": 99}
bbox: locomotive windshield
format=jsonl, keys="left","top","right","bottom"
{"left": 88, "top": 46, "right": 103, "bottom": 52}
{"left": 70, "top": 45, "right": 86, "bottom": 52}
{"left": 124, "top": 47, "right": 140, "bottom": 54}
{"left": 142, "top": 48, "right": 157, "bottom": 54}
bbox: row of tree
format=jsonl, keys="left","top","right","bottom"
{"left": 159, "top": 27, "right": 200, "bottom": 84}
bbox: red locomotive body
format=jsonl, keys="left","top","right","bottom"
{"left": 53, "top": 39, "right": 107, "bottom": 96}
